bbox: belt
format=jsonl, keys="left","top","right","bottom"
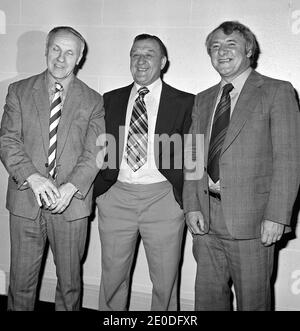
{"left": 209, "top": 190, "right": 221, "bottom": 200}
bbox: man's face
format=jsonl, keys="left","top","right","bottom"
{"left": 130, "top": 38, "right": 167, "bottom": 86}
{"left": 46, "top": 30, "right": 83, "bottom": 82}
{"left": 208, "top": 29, "right": 252, "bottom": 81}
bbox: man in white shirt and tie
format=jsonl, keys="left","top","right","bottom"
{"left": 94, "top": 34, "right": 194, "bottom": 311}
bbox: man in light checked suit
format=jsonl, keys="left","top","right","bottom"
{"left": 0, "top": 26, "right": 105, "bottom": 310}
{"left": 183, "top": 21, "right": 300, "bottom": 310}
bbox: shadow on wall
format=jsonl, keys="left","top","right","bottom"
{"left": 0, "top": 30, "right": 47, "bottom": 302}
{"left": 0, "top": 269, "right": 5, "bottom": 295}
{"left": 0, "top": 30, "right": 47, "bottom": 115}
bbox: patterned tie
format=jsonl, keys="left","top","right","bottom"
{"left": 126, "top": 86, "right": 149, "bottom": 171}
{"left": 207, "top": 83, "right": 234, "bottom": 183}
{"left": 48, "top": 82, "right": 63, "bottom": 179}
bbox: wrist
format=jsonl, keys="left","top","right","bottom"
{"left": 67, "top": 182, "right": 79, "bottom": 195}
{"left": 26, "top": 172, "right": 41, "bottom": 185}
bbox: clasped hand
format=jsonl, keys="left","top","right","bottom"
{"left": 47, "top": 183, "right": 78, "bottom": 213}
{"left": 27, "top": 173, "right": 77, "bottom": 214}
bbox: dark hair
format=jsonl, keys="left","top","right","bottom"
{"left": 206, "top": 21, "right": 260, "bottom": 67}
{"left": 46, "top": 26, "right": 86, "bottom": 53}
{"left": 132, "top": 34, "right": 168, "bottom": 60}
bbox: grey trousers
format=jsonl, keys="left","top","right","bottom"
{"left": 8, "top": 210, "right": 87, "bottom": 311}
{"left": 97, "top": 180, "right": 184, "bottom": 311}
{"left": 193, "top": 196, "right": 274, "bottom": 311}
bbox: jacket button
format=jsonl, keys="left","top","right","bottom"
{"left": 204, "top": 190, "right": 208, "bottom": 194}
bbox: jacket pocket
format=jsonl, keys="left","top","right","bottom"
{"left": 254, "top": 175, "right": 271, "bottom": 194}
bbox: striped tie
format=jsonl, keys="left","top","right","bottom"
{"left": 48, "top": 82, "right": 63, "bottom": 179}
{"left": 207, "top": 83, "right": 234, "bottom": 183}
{"left": 126, "top": 86, "right": 149, "bottom": 171}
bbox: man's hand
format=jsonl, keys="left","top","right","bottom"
{"left": 185, "top": 211, "right": 206, "bottom": 235}
{"left": 27, "top": 173, "right": 60, "bottom": 207}
{"left": 261, "top": 219, "right": 285, "bottom": 246}
{"left": 49, "top": 183, "right": 78, "bottom": 214}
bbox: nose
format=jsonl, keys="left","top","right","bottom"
{"left": 218, "top": 45, "right": 229, "bottom": 56}
{"left": 137, "top": 55, "right": 146, "bottom": 64}
{"left": 57, "top": 52, "right": 65, "bottom": 62}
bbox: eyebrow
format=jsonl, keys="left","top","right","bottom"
{"left": 131, "top": 48, "right": 156, "bottom": 54}
{"left": 225, "top": 38, "right": 238, "bottom": 42}
{"left": 211, "top": 38, "right": 238, "bottom": 43}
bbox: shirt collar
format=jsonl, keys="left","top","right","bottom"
{"left": 47, "top": 70, "right": 74, "bottom": 96}
{"left": 220, "top": 67, "right": 252, "bottom": 93}
{"left": 133, "top": 77, "right": 162, "bottom": 96}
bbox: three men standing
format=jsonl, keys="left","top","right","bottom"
{"left": 1, "top": 20, "right": 299, "bottom": 313}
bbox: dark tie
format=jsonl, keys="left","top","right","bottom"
{"left": 126, "top": 86, "right": 149, "bottom": 171}
{"left": 207, "top": 83, "right": 234, "bottom": 183}
{"left": 48, "top": 82, "right": 63, "bottom": 179}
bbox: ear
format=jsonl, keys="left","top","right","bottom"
{"left": 160, "top": 56, "right": 167, "bottom": 70}
{"left": 76, "top": 56, "right": 83, "bottom": 66}
{"left": 76, "top": 42, "right": 85, "bottom": 65}
{"left": 76, "top": 50, "right": 84, "bottom": 66}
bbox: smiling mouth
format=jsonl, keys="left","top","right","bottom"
{"left": 218, "top": 59, "right": 232, "bottom": 63}
{"left": 54, "top": 64, "right": 65, "bottom": 69}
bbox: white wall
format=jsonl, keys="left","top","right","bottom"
{"left": 0, "top": 0, "right": 299, "bottom": 310}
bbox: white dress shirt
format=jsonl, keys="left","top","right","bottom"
{"left": 118, "top": 78, "right": 167, "bottom": 184}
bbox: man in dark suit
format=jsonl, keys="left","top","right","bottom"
{"left": 0, "top": 26, "right": 105, "bottom": 310}
{"left": 183, "top": 21, "right": 300, "bottom": 310}
{"left": 94, "top": 34, "right": 194, "bottom": 311}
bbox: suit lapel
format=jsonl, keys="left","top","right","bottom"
{"left": 153, "top": 83, "right": 183, "bottom": 167}
{"left": 56, "top": 77, "right": 82, "bottom": 161}
{"left": 33, "top": 71, "right": 50, "bottom": 159}
{"left": 109, "top": 84, "right": 132, "bottom": 167}
{"left": 221, "top": 70, "right": 264, "bottom": 154}
{"left": 155, "top": 82, "right": 179, "bottom": 135}
{"left": 201, "top": 85, "right": 220, "bottom": 133}
{"left": 201, "top": 85, "right": 220, "bottom": 164}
